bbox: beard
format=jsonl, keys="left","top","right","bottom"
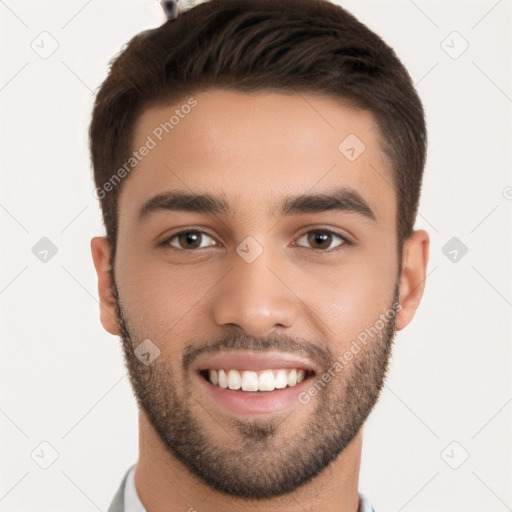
{"left": 112, "top": 277, "right": 400, "bottom": 500}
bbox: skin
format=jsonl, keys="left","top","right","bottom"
{"left": 91, "top": 89, "right": 429, "bottom": 512}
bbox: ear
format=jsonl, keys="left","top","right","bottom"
{"left": 395, "top": 229, "right": 430, "bottom": 331}
{"left": 90, "top": 236, "right": 120, "bottom": 335}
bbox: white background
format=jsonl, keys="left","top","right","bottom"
{"left": 1, "top": 0, "right": 511, "bottom": 511}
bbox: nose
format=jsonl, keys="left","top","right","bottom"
{"left": 212, "top": 247, "right": 299, "bottom": 338}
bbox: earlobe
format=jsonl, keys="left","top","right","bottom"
{"left": 90, "top": 236, "right": 120, "bottom": 335}
{"left": 395, "top": 229, "right": 430, "bottom": 331}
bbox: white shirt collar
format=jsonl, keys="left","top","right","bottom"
{"left": 124, "top": 464, "right": 375, "bottom": 511}
{"left": 123, "top": 464, "right": 146, "bottom": 512}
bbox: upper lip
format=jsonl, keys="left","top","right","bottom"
{"left": 195, "top": 350, "right": 316, "bottom": 374}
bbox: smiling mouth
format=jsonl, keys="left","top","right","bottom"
{"left": 199, "top": 368, "right": 315, "bottom": 393}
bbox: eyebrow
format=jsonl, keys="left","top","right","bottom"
{"left": 137, "top": 187, "right": 377, "bottom": 223}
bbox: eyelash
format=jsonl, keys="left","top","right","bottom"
{"left": 157, "top": 227, "right": 352, "bottom": 253}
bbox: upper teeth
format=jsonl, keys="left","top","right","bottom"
{"left": 208, "top": 368, "right": 307, "bottom": 392}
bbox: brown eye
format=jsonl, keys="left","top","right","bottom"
{"left": 162, "top": 230, "right": 217, "bottom": 250}
{"left": 295, "top": 230, "right": 347, "bottom": 251}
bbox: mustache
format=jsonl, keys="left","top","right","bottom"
{"left": 182, "top": 329, "right": 333, "bottom": 374}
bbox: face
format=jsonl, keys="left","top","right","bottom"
{"left": 103, "top": 89, "right": 406, "bottom": 498}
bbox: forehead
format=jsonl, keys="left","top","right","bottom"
{"left": 121, "top": 88, "right": 395, "bottom": 225}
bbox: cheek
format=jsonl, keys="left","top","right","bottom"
{"left": 115, "top": 253, "right": 220, "bottom": 350}
{"left": 312, "top": 245, "right": 397, "bottom": 344}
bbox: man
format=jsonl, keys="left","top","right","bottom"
{"left": 89, "top": 0, "right": 430, "bottom": 510}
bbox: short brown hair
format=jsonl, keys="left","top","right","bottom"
{"left": 89, "top": 0, "right": 427, "bottom": 265}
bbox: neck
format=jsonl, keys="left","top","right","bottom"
{"left": 135, "top": 412, "right": 363, "bottom": 512}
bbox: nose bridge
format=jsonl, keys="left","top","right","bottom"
{"left": 212, "top": 240, "right": 298, "bottom": 336}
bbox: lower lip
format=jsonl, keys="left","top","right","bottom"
{"left": 197, "top": 372, "right": 313, "bottom": 415}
